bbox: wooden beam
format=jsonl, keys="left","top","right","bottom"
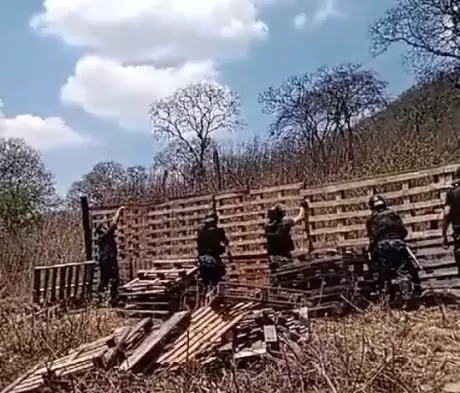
{"left": 119, "top": 310, "right": 191, "bottom": 372}
{"left": 80, "top": 196, "right": 93, "bottom": 261}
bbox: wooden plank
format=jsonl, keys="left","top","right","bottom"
{"left": 42, "top": 268, "right": 50, "bottom": 306}
{"left": 308, "top": 183, "right": 447, "bottom": 210}
{"left": 310, "top": 213, "right": 441, "bottom": 236}
{"left": 34, "top": 261, "right": 95, "bottom": 270}
{"left": 58, "top": 266, "right": 67, "bottom": 301}
{"left": 33, "top": 269, "right": 41, "bottom": 304}
{"left": 308, "top": 199, "right": 442, "bottom": 223}
{"left": 119, "top": 310, "right": 191, "bottom": 371}
{"left": 66, "top": 265, "right": 74, "bottom": 300}
{"left": 313, "top": 229, "right": 453, "bottom": 250}
{"left": 50, "top": 267, "right": 58, "bottom": 303}
{"left": 162, "top": 303, "right": 253, "bottom": 364}
{"left": 73, "top": 264, "right": 81, "bottom": 298}
{"left": 301, "top": 163, "right": 459, "bottom": 196}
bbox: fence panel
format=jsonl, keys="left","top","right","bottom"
{"left": 301, "top": 164, "right": 458, "bottom": 269}
{"left": 88, "top": 163, "right": 460, "bottom": 284}
{"left": 33, "top": 261, "right": 95, "bottom": 305}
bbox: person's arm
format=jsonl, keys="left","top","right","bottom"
{"left": 366, "top": 216, "right": 375, "bottom": 253}
{"left": 109, "top": 206, "right": 126, "bottom": 231}
{"left": 291, "top": 205, "right": 306, "bottom": 225}
{"left": 442, "top": 190, "right": 452, "bottom": 245}
{"left": 220, "top": 228, "right": 229, "bottom": 247}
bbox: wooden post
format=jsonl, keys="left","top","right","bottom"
{"left": 81, "top": 196, "right": 95, "bottom": 299}
{"left": 80, "top": 196, "right": 93, "bottom": 262}
{"left": 33, "top": 269, "right": 41, "bottom": 304}
{"left": 304, "top": 199, "right": 313, "bottom": 252}
{"left": 213, "top": 148, "right": 222, "bottom": 191}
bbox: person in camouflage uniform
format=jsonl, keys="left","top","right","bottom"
{"left": 442, "top": 167, "right": 460, "bottom": 277}
{"left": 196, "top": 213, "right": 229, "bottom": 290}
{"left": 366, "top": 195, "right": 420, "bottom": 303}
{"left": 265, "top": 202, "right": 306, "bottom": 285}
{"left": 95, "top": 206, "right": 125, "bottom": 304}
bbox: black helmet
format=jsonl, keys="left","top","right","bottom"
{"left": 268, "top": 204, "right": 285, "bottom": 221}
{"left": 203, "top": 212, "right": 218, "bottom": 225}
{"left": 369, "top": 195, "right": 387, "bottom": 211}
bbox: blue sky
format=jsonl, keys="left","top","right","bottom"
{"left": 0, "top": 0, "right": 413, "bottom": 195}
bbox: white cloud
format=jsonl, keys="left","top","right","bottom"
{"left": 312, "top": 0, "right": 341, "bottom": 26}
{"left": 30, "top": 0, "right": 276, "bottom": 64}
{"left": 0, "top": 114, "right": 89, "bottom": 151}
{"left": 293, "top": 13, "right": 307, "bottom": 30}
{"left": 60, "top": 55, "right": 219, "bottom": 129}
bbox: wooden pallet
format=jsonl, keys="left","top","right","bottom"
{"left": 32, "top": 261, "right": 95, "bottom": 305}
{"left": 117, "top": 267, "right": 198, "bottom": 319}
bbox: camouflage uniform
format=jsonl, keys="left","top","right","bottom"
{"left": 96, "top": 223, "right": 120, "bottom": 303}
{"left": 265, "top": 215, "right": 295, "bottom": 286}
{"left": 197, "top": 254, "right": 223, "bottom": 288}
{"left": 367, "top": 206, "right": 420, "bottom": 302}
{"left": 196, "top": 218, "right": 228, "bottom": 289}
{"left": 372, "top": 238, "right": 417, "bottom": 301}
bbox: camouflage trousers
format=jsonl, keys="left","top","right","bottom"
{"left": 372, "top": 239, "right": 420, "bottom": 302}
{"left": 197, "top": 254, "right": 225, "bottom": 288}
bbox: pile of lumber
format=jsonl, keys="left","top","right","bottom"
{"left": 116, "top": 266, "right": 198, "bottom": 318}
{"left": 272, "top": 251, "right": 370, "bottom": 314}
{"left": 2, "top": 297, "right": 310, "bottom": 393}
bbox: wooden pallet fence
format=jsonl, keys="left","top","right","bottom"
{"left": 215, "top": 183, "right": 307, "bottom": 255}
{"left": 143, "top": 194, "right": 213, "bottom": 262}
{"left": 302, "top": 164, "right": 458, "bottom": 253}
{"left": 88, "top": 163, "right": 460, "bottom": 283}
{"left": 33, "top": 261, "right": 95, "bottom": 305}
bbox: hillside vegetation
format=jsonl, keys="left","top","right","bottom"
{"left": 2, "top": 0, "right": 460, "bottom": 391}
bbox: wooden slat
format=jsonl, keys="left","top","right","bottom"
{"left": 73, "top": 264, "right": 81, "bottom": 298}
{"left": 119, "top": 310, "right": 191, "bottom": 371}
{"left": 58, "top": 266, "right": 67, "bottom": 301}
{"left": 309, "top": 199, "right": 442, "bottom": 223}
{"left": 308, "top": 183, "right": 447, "bottom": 210}
{"left": 50, "top": 267, "right": 58, "bottom": 303}
{"left": 33, "top": 269, "right": 40, "bottom": 304}
{"left": 301, "top": 163, "right": 459, "bottom": 196}
{"left": 66, "top": 265, "right": 74, "bottom": 300}
{"left": 34, "top": 261, "right": 94, "bottom": 270}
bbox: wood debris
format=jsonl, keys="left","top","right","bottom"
{"left": 116, "top": 266, "right": 197, "bottom": 318}
{"left": 2, "top": 297, "right": 310, "bottom": 393}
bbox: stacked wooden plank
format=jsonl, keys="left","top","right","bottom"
{"left": 116, "top": 266, "right": 198, "bottom": 318}
{"left": 217, "top": 277, "right": 353, "bottom": 317}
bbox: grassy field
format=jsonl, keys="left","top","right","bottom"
{"left": 1, "top": 303, "right": 460, "bottom": 393}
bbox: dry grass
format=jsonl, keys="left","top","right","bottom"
{"left": 0, "top": 212, "right": 84, "bottom": 300}
{"left": 0, "top": 306, "right": 123, "bottom": 389}
{"left": 1, "top": 305, "right": 460, "bottom": 393}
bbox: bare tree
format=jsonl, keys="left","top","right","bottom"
{"left": 370, "top": 0, "right": 460, "bottom": 76}
{"left": 0, "top": 137, "right": 55, "bottom": 232}
{"left": 67, "top": 161, "right": 130, "bottom": 206}
{"left": 150, "top": 81, "right": 244, "bottom": 183}
{"left": 259, "top": 63, "right": 388, "bottom": 167}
